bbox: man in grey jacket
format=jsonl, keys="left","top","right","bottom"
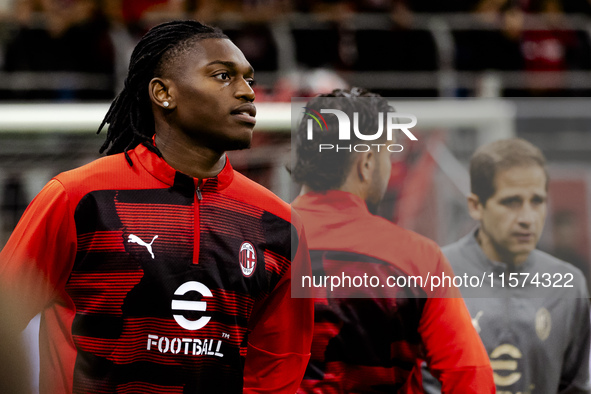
{"left": 423, "top": 138, "right": 590, "bottom": 394}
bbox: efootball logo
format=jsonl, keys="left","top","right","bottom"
{"left": 171, "top": 281, "right": 212, "bottom": 330}
{"left": 303, "top": 107, "right": 418, "bottom": 152}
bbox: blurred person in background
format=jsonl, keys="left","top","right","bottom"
{"left": 291, "top": 87, "right": 494, "bottom": 393}
{"left": 422, "top": 138, "right": 590, "bottom": 393}
{"left": 3, "top": 0, "right": 115, "bottom": 100}
{"left": 0, "top": 20, "right": 312, "bottom": 393}
{"left": 520, "top": 0, "right": 591, "bottom": 95}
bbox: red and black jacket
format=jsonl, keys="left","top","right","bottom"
{"left": 0, "top": 143, "right": 313, "bottom": 393}
{"left": 292, "top": 191, "right": 494, "bottom": 393}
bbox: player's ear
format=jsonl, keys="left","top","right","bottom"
{"left": 357, "top": 151, "right": 374, "bottom": 183}
{"left": 467, "top": 193, "right": 483, "bottom": 221}
{"left": 149, "top": 77, "right": 176, "bottom": 110}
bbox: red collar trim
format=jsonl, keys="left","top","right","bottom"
{"left": 293, "top": 190, "right": 370, "bottom": 214}
{"left": 131, "top": 143, "right": 234, "bottom": 190}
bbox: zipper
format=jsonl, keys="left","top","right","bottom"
{"left": 196, "top": 179, "right": 203, "bottom": 201}
{"left": 193, "top": 179, "right": 204, "bottom": 264}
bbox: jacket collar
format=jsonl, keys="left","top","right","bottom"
{"left": 293, "top": 190, "right": 370, "bottom": 215}
{"left": 131, "top": 143, "right": 234, "bottom": 194}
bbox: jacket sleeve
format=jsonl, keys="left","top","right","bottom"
{"left": 418, "top": 251, "right": 495, "bottom": 393}
{"left": 559, "top": 278, "right": 591, "bottom": 394}
{"left": 243, "top": 222, "right": 313, "bottom": 393}
{"left": 0, "top": 179, "right": 77, "bottom": 330}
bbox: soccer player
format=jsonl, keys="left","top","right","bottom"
{"left": 423, "top": 138, "right": 590, "bottom": 393}
{"left": 0, "top": 20, "right": 313, "bottom": 393}
{"left": 291, "top": 87, "right": 494, "bottom": 393}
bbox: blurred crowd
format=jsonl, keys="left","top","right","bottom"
{"left": 0, "top": 0, "right": 591, "bottom": 100}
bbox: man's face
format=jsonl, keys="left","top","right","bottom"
{"left": 470, "top": 165, "right": 548, "bottom": 265}
{"left": 166, "top": 38, "right": 256, "bottom": 152}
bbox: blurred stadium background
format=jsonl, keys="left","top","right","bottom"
{"left": 1, "top": 1, "right": 591, "bottom": 390}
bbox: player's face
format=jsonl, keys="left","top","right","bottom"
{"left": 168, "top": 38, "right": 256, "bottom": 152}
{"left": 470, "top": 165, "right": 547, "bottom": 265}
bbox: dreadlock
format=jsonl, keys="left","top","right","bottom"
{"left": 97, "top": 20, "right": 228, "bottom": 165}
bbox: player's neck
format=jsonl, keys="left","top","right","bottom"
{"left": 154, "top": 132, "right": 226, "bottom": 180}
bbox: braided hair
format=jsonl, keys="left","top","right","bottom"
{"left": 97, "top": 20, "right": 228, "bottom": 165}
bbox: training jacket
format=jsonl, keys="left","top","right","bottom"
{"left": 0, "top": 143, "right": 313, "bottom": 393}
{"left": 423, "top": 229, "right": 591, "bottom": 394}
{"left": 292, "top": 191, "right": 494, "bottom": 394}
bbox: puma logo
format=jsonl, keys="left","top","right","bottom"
{"left": 128, "top": 234, "right": 158, "bottom": 259}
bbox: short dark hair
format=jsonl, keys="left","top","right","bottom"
{"left": 291, "top": 87, "right": 392, "bottom": 191}
{"left": 97, "top": 20, "right": 228, "bottom": 165}
{"left": 470, "top": 138, "right": 548, "bottom": 204}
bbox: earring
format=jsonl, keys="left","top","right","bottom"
{"left": 163, "top": 101, "right": 170, "bottom": 107}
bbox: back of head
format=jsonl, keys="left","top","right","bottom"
{"left": 470, "top": 138, "right": 547, "bottom": 204}
{"left": 98, "top": 20, "right": 228, "bottom": 159}
{"left": 292, "top": 87, "right": 391, "bottom": 192}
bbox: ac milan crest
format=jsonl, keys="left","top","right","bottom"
{"left": 239, "top": 241, "right": 257, "bottom": 277}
